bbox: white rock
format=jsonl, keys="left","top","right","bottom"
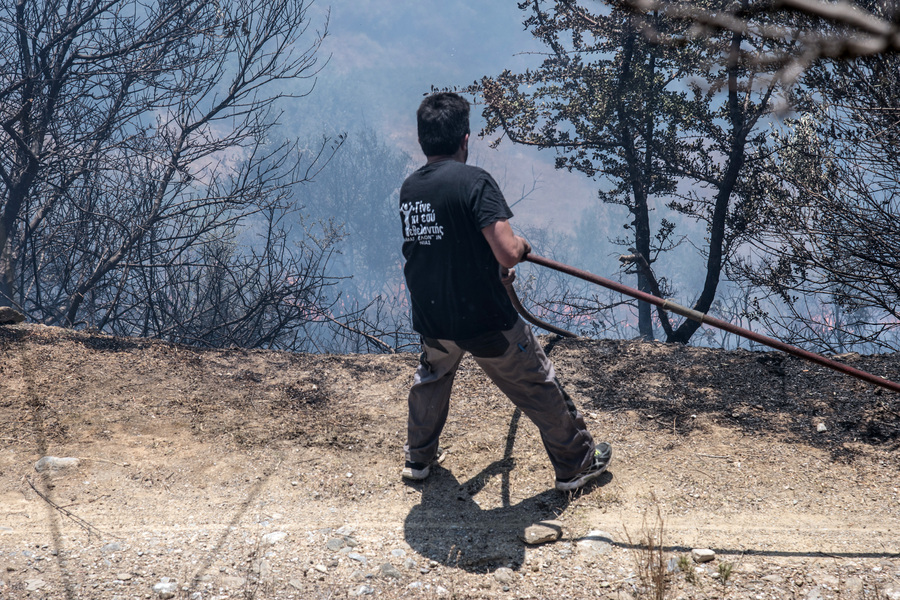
{"left": 153, "top": 578, "right": 178, "bottom": 599}
{"left": 326, "top": 537, "right": 345, "bottom": 551}
{"left": 25, "top": 579, "right": 46, "bottom": 592}
{"left": 520, "top": 520, "right": 563, "bottom": 545}
{"left": 350, "top": 584, "right": 374, "bottom": 596}
{"left": 101, "top": 542, "right": 123, "bottom": 553}
{"left": 261, "top": 531, "right": 287, "bottom": 545}
{"left": 805, "top": 586, "right": 825, "bottom": 600}
{"left": 692, "top": 548, "right": 716, "bottom": 563}
{"left": 34, "top": 457, "right": 80, "bottom": 472}
{"left": 816, "top": 422, "right": 828, "bottom": 433}
{"left": 379, "top": 563, "right": 403, "bottom": 579}
{"left": 844, "top": 577, "right": 864, "bottom": 594}
{"left": 493, "top": 567, "right": 515, "bottom": 584}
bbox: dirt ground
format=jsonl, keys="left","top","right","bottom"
{"left": 1, "top": 322, "right": 899, "bottom": 600}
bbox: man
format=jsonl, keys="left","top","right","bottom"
{"left": 399, "top": 92, "right": 612, "bottom": 492}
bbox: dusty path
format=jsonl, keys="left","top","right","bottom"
{"left": 1, "top": 323, "right": 899, "bottom": 599}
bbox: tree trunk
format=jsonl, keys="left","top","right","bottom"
{"left": 668, "top": 27, "right": 747, "bottom": 345}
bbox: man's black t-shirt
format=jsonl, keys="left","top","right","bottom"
{"left": 400, "top": 159, "right": 519, "bottom": 340}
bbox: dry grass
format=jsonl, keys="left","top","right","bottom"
{"left": 624, "top": 498, "right": 671, "bottom": 600}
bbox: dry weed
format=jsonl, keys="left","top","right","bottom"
{"left": 624, "top": 498, "right": 670, "bottom": 600}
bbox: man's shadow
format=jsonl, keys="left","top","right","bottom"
{"left": 403, "top": 409, "right": 612, "bottom": 573}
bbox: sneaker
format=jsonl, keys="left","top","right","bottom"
{"left": 555, "top": 442, "right": 612, "bottom": 491}
{"left": 401, "top": 447, "right": 446, "bottom": 481}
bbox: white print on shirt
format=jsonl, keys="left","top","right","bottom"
{"left": 400, "top": 200, "right": 444, "bottom": 243}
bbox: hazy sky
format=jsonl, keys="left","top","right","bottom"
{"left": 304, "top": 0, "right": 605, "bottom": 236}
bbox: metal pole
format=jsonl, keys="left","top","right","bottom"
{"left": 525, "top": 253, "right": 900, "bottom": 394}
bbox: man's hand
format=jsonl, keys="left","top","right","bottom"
{"left": 482, "top": 219, "right": 531, "bottom": 268}
{"left": 519, "top": 238, "right": 532, "bottom": 261}
{"left": 500, "top": 267, "right": 516, "bottom": 286}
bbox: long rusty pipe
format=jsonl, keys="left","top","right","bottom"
{"left": 503, "top": 280, "right": 578, "bottom": 339}
{"left": 525, "top": 253, "right": 900, "bottom": 394}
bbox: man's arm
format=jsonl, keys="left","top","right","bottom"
{"left": 482, "top": 219, "right": 531, "bottom": 269}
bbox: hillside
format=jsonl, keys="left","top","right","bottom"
{"left": 1, "top": 322, "right": 899, "bottom": 600}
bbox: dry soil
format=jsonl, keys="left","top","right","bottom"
{"left": 1, "top": 322, "right": 899, "bottom": 599}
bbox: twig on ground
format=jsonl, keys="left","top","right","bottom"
{"left": 76, "top": 456, "right": 129, "bottom": 467}
{"left": 26, "top": 476, "right": 112, "bottom": 540}
{"left": 690, "top": 467, "right": 716, "bottom": 480}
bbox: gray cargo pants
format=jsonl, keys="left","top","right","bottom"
{"left": 405, "top": 318, "right": 595, "bottom": 481}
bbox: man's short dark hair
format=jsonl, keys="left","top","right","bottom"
{"left": 417, "top": 92, "right": 470, "bottom": 157}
